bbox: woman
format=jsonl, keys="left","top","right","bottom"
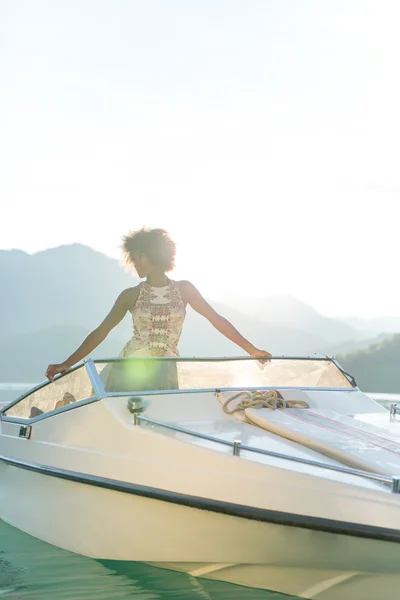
{"left": 45, "top": 228, "right": 271, "bottom": 390}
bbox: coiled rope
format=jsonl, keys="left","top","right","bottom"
{"left": 222, "top": 389, "right": 309, "bottom": 415}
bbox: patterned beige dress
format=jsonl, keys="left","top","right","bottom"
{"left": 104, "top": 280, "right": 186, "bottom": 392}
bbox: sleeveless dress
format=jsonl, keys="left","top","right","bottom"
{"left": 104, "top": 280, "right": 186, "bottom": 392}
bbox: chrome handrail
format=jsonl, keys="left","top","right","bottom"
{"left": 92, "top": 355, "right": 335, "bottom": 363}
{"left": 133, "top": 414, "right": 400, "bottom": 494}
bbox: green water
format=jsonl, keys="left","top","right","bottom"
{"left": 0, "top": 520, "right": 297, "bottom": 599}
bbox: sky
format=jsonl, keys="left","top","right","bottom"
{"left": 1, "top": 0, "right": 399, "bottom": 318}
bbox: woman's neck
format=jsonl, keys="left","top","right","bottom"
{"left": 146, "top": 272, "right": 169, "bottom": 287}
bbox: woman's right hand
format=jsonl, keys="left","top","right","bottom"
{"left": 45, "top": 362, "right": 68, "bottom": 381}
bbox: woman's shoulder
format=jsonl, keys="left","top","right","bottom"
{"left": 174, "top": 279, "right": 193, "bottom": 288}
{"left": 174, "top": 280, "right": 197, "bottom": 302}
{"left": 174, "top": 279, "right": 192, "bottom": 291}
{"left": 119, "top": 285, "right": 141, "bottom": 307}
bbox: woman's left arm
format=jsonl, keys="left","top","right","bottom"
{"left": 180, "top": 281, "right": 272, "bottom": 359}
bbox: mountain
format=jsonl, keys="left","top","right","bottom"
{"left": 320, "top": 332, "right": 392, "bottom": 357}
{"left": 0, "top": 244, "right": 139, "bottom": 343}
{"left": 0, "top": 326, "right": 125, "bottom": 382}
{"left": 180, "top": 303, "right": 328, "bottom": 358}
{"left": 339, "top": 316, "right": 400, "bottom": 336}
{"left": 231, "top": 295, "right": 365, "bottom": 344}
{"left": 339, "top": 335, "right": 400, "bottom": 393}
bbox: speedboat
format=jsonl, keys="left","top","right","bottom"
{"left": 1, "top": 355, "right": 400, "bottom": 599}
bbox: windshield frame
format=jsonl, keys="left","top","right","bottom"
{"left": 0, "top": 355, "right": 357, "bottom": 424}
{"left": 0, "top": 362, "right": 100, "bottom": 423}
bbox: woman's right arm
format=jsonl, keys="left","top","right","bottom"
{"left": 45, "top": 288, "right": 136, "bottom": 381}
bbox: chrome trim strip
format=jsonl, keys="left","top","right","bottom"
{"left": 105, "top": 386, "right": 358, "bottom": 397}
{"left": 0, "top": 454, "right": 399, "bottom": 542}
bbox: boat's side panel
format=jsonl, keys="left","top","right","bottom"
{"left": 1, "top": 461, "right": 400, "bottom": 571}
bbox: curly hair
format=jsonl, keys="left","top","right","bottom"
{"left": 121, "top": 227, "right": 176, "bottom": 272}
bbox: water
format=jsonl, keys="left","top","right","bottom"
{"left": 0, "top": 384, "right": 35, "bottom": 407}
{"left": 1, "top": 386, "right": 398, "bottom": 599}
{"left": 368, "top": 393, "right": 400, "bottom": 409}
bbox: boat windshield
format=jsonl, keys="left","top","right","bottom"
{"left": 1, "top": 357, "right": 353, "bottom": 421}
{"left": 94, "top": 357, "right": 353, "bottom": 393}
{"left": 3, "top": 366, "right": 93, "bottom": 420}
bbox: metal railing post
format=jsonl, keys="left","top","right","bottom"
{"left": 392, "top": 477, "right": 400, "bottom": 493}
{"left": 133, "top": 413, "right": 142, "bottom": 426}
{"left": 233, "top": 440, "right": 241, "bottom": 456}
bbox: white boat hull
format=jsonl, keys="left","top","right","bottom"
{"left": 1, "top": 358, "right": 400, "bottom": 600}
{"left": 1, "top": 462, "right": 400, "bottom": 599}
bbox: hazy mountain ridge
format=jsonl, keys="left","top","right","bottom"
{"left": 1, "top": 244, "right": 399, "bottom": 387}
{"left": 339, "top": 316, "right": 400, "bottom": 336}
{"left": 320, "top": 332, "right": 393, "bottom": 358}
{"left": 0, "top": 244, "right": 139, "bottom": 342}
{"left": 0, "top": 325, "right": 125, "bottom": 382}
{"left": 230, "top": 295, "right": 365, "bottom": 344}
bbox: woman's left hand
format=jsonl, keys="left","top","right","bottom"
{"left": 249, "top": 348, "right": 272, "bottom": 362}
